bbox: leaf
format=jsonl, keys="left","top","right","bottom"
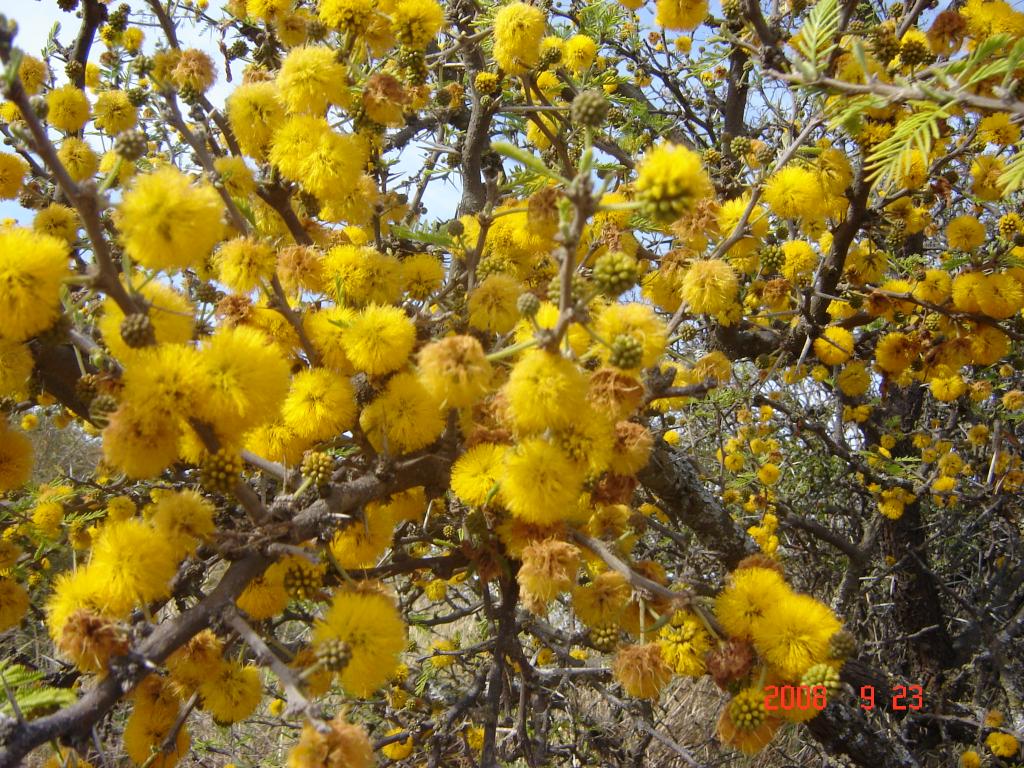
{"left": 490, "top": 141, "right": 567, "bottom": 183}
{"left": 865, "top": 101, "right": 950, "bottom": 189}
{"left": 794, "top": 0, "right": 841, "bottom": 73}
{"left": 389, "top": 224, "right": 453, "bottom": 248}
{"left": 997, "top": 148, "right": 1024, "bottom": 194}
{"left": 0, "top": 661, "right": 77, "bottom": 719}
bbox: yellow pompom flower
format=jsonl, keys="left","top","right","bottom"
{"left": 0, "top": 152, "right": 28, "bottom": 199}
{"left": 875, "top": 331, "right": 916, "bottom": 374}
{"left": 594, "top": 302, "right": 668, "bottom": 369}
{"left": 563, "top": 34, "right": 598, "bottom": 73}
{"left": 400, "top": 252, "right": 445, "bottom": 299}
{"left": 18, "top": 55, "right": 48, "bottom": 95}
{"left": 33, "top": 203, "right": 79, "bottom": 243}
{"left": 813, "top": 326, "right": 854, "bottom": 365}
{"left": 323, "top": 244, "right": 403, "bottom": 306}
{"left": 318, "top": 0, "right": 376, "bottom": 34}
{"left": 417, "top": 335, "right": 492, "bottom": 408}
{"left": 635, "top": 142, "right": 712, "bottom": 224}
{"left": 929, "top": 367, "right": 966, "bottom": 402}
{"left": 468, "top": 274, "right": 522, "bottom": 333}
{"left": 913, "top": 268, "right": 951, "bottom": 305}
{"left": 46, "top": 84, "right": 90, "bottom": 132}
{"left": 0, "top": 340, "right": 32, "bottom": 399}
{"left": 681, "top": 259, "right": 739, "bottom": 315}
{"left": 225, "top": 82, "right": 286, "bottom": 160}
{"left": 959, "top": 750, "right": 981, "bottom": 768}
{"left": 752, "top": 592, "right": 842, "bottom": 679}
{"left": 312, "top": 589, "right": 407, "bottom": 697}
{"left": 57, "top": 137, "right": 98, "bottom": 183}
{"left": 505, "top": 350, "right": 588, "bottom": 434}
{"left": 98, "top": 279, "right": 194, "bottom": 363}
{"left": 655, "top": 0, "right": 709, "bottom": 30}
{"left": 946, "top": 214, "right": 986, "bottom": 251}
{"left": 214, "top": 236, "right": 277, "bottom": 294}
{"left": 341, "top": 303, "right": 416, "bottom": 375}
{"left": 391, "top": 0, "right": 445, "bottom": 49}
{"left": 985, "top": 731, "right": 1019, "bottom": 758}
{"left": 277, "top": 46, "right": 350, "bottom": 115}
{"left": 194, "top": 325, "right": 291, "bottom": 440}
{"left": 93, "top": 90, "right": 137, "bottom": 135}
{"left": 282, "top": 367, "right": 357, "bottom": 442}
{"left": 836, "top": 360, "right": 870, "bottom": 397}
{"left": 780, "top": 240, "right": 818, "bottom": 284}
{"left": 763, "top": 165, "right": 824, "bottom": 221}
{"left": 500, "top": 438, "right": 585, "bottom": 525}
{"left": 0, "top": 228, "right": 70, "bottom": 342}
{"left": 977, "top": 272, "right": 1024, "bottom": 319}
{"left": 198, "top": 662, "right": 263, "bottom": 725}
{"left": 450, "top": 443, "right": 506, "bottom": 506}
{"left": 658, "top": 611, "right": 711, "bottom": 676}
{"left": 149, "top": 490, "right": 215, "bottom": 559}
{"left": 118, "top": 166, "right": 224, "bottom": 271}
{"left": 360, "top": 371, "right": 445, "bottom": 454}
{"left": 0, "top": 577, "right": 29, "bottom": 632}
{"left": 612, "top": 643, "right": 673, "bottom": 699}
{"left": 236, "top": 564, "right": 290, "bottom": 620}
{"left": 89, "top": 518, "right": 178, "bottom": 617}
{"left": 213, "top": 155, "right": 256, "bottom": 198}
{"left": 493, "top": 2, "right": 547, "bottom": 75}
{"left": 715, "top": 566, "right": 791, "bottom": 640}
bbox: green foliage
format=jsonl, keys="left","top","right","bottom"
{"left": 0, "top": 660, "right": 77, "bottom": 719}
{"left": 793, "top": 0, "right": 841, "bottom": 74}
{"left": 865, "top": 101, "right": 950, "bottom": 188}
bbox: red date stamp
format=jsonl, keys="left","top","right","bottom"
{"left": 859, "top": 685, "right": 924, "bottom": 711}
{"left": 763, "top": 685, "right": 829, "bottom": 711}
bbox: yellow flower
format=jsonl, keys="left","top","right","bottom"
{"left": 763, "top": 165, "right": 824, "bottom": 221}
{"left": 46, "top": 85, "right": 90, "bottom": 133}
{"left": 281, "top": 367, "right": 357, "bottom": 442}
{"left": 381, "top": 727, "right": 414, "bottom": 760}
{"left": 199, "top": 661, "right": 263, "bottom": 725}
{"left": 0, "top": 152, "right": 28, "bottom": 200}
{"left": 451, "top": 443, "right": 506, "bottom": 506}
{"left": 418, "top": 335, "right": 492, "bottom": 408}
{"left": 57, "top": 137, "right": 98, "bottom": 183}
{"left": 978, "top": 111, "right": 1020, "bottom": 146}
{"left": 33, "top": 203, "right": 79, "bottom": 243}
{"left": 0, "top": 577, "right": 29, "bottom": 632}
{"left": 213, "top": 237, "right": 277, "bottom": 294}
{"left": 985, "top": 731, "right": 1019, "bottom": 758}
{"left": 813, "top": 326, "right": 854, "bottom": 366}
{"left": 341, "top": 304, "right": 416, "bottom": 375}
{"left": 946, "top": 214, "right": 986, "bottom": 251}
{"left": 360, "top": 371, "right": 445, "bottom": 454}
{"left": 655, "top": 0, "right": 709, "bottom": 30}
{"left": 715, "top": 566, "right": 791, "bottom": 640}
{"left": 323, "top": 244, "right": 403, "bottom": 306}
{"left": 468, "top": 274, "right": 522, "bottom": 333}
{"left": 612, "top": 643, "right": 672, "bottom": 699}
{"left": 977, "top": 272, "right": 1024, "bottom": 319}
{"left": 752, "top": 592, "right": 842, "bottom": 679}
{"left": 505, "top": 350, "right": 588, "bottom": 434}
{"left": 500, "top": 438, "right": 586, "bottom": 525}
{"left": 401, "top": 252, "right": 445, "bottom": 299}
{"left": 680, "top": 259, "right": 738, "bottom": 315}
{"left": 493, "top": 2, "right": 547, "bottom": 75}
{"left": 312, "top": 589, "right": 407, "bottom": 697}
{"left": 563, "top": 34, "right": 598, "bottom": 73}
{"left": 149, "top": 490, "right": 215, "bottom": 559}
{"left": 391, "top": 0, "right": 445, "bottom": 49}
{"left": 93, "top": 90, "right": 137, "bottom": 135}
{"left": 225, "top": 82, "right": 286, "bottom": 161}
{"left": 287, "top": 712, "right": 373, "bottom": 768}
{"left": 118, "top": 166, "right": 224, "bottom": 272}
{"left": 0, "top": 228, "right": 70, "bottom": 343}
{"left": 90, "top": 518, "right": 179, "bottom": 617}
{"left": 757, "top": 462, "right": 781, "bottom": 485}
{"left": 635, "top": 142, "right": 712, "bottom": 223}
{"left": 276, "top": 46, "right": 350, "bottom": 115}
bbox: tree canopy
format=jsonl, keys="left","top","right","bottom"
{"left": 0, "top": 0, "right": 1022, "bottom": 766}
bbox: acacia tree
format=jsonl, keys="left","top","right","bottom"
{"left": 0, "top": 0, "right": 1022, "bottom": 765}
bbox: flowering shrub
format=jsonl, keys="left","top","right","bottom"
{"left": 0, "top": 0, "right": 1022, "bottom": 766}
